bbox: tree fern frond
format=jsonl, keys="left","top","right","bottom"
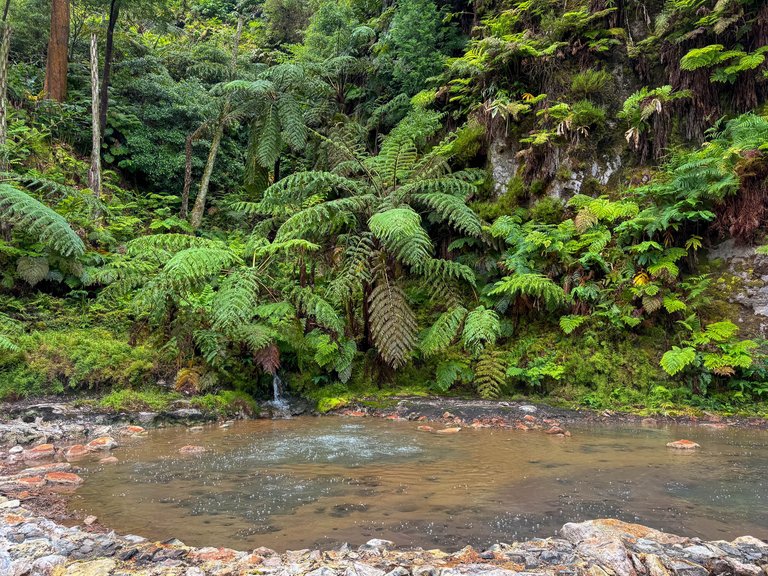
{"left": 489, "top": 273, "right": 567, "bottom": 308}
{"left": 211, "top": 268, "right": 260, "bottom": 331}
{"left": 475, "top": 350, "right": 506, "bottom": 399}
{"left": 127, "top": 234, "right": 222, "bottom": 257}
{"left": 368, "top": 280, "right": 418, "bottom": 369}
{"left": 420, "top": 306, "right": 468, "bottom": 356}
{"left": 161, "top": 247, "right": 242, "bottom": 291}
{"left": 369, "top": 207, "right": 432, "bottom": 266}
{"left": 291, "top": 287, "right": 345, "bottom": 335}
{"left": 413, "top": 257, "right": 476, "bottom": 285}
{"left": 0, "top": 183, "right": 85, "bottom": 256}
{"left": 462, "top": 306, "right": 500, "bottom": 354}
{"left": 412, "top": 192, "right": 482, "bottom": 237}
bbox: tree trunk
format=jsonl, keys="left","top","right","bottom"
{"left": 0, "top": 21, "right": 11, "bottom": 172}
{"left": 99, "top": 0, "right": 120, "bottom": 135}
{"left": 44, "top": 0, "right": 69, "bottom": 101}
{"left": 189, "top": 119, "right": 224, "bottom": 229}
{"left": 88, "top": 33, "right": 102, "bottom": 202}
{"left": 188, "top": 17, "right": 243, "bottom": 229}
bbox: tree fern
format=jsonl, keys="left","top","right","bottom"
{"left": 433, "top": 359, "right": 471, "bottom": 392}
{"left": 490, "top": 273, "right": 567, "bottom": 308}
{"left": 368, "top": 280, "right": 418, "bottom": 369}
{"left": 211, "top": 268, "right": 259, "bottom": 330}
{"left": 160, "top": 247, "right": 242, "bottom": 291}
{"left": 16, "top": 256, "right": 49, "bottom": 286}
{"left": 420, "top": 306, "right": 468, "bottom": 356}
{"left": 0, "top": 183, "right": 85, "bottom": 257}
{"left": 412, "top": 192, "right": 482, "bottom": 236}
{"left": 461, "top": 306, "right": 500, "bottom": 354}
{"left": 291, "top": 287, "right": 345, "bottom": 335}
{"left": 475, "top": 350, "right": 507, "bottom": 399}
{"left": 369, "top": 207, "right": 432, "bottom": 267}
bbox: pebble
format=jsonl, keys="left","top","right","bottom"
{"left": 86, "top": 436, "right": 117, "bottom": 451}
{"left": 666, "top": 439, "right": 701, "bottom": 450}
{"left": 519, "top": 405, "right": 538, "bottom": 413}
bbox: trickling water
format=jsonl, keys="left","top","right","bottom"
{"left": 272, "top": 374, "right": 283, "bottom": 403}
{"left": 70, "top": 418, "right": 768, "bottom": 551}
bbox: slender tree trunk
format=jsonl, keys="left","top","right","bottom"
{"left": 0, "top": 19, "right": 11, "bottom": 173}
{"left": 99, "top": 0, "right": 120, "bottom": 135}
{"left": 44, "top": 0, "right": 69, "bottom": 101}
{"left": 189, "top": 118, "right": 224, "bottom": 228}
{"left": 188, "top": 17, "right": 243, "bottom": 229}
{"left": 180, "top": 123, "right": 207, "bottom": 219}
{"left": 2, "top": 0, "right": 9, "bottom": 22}
{"left": 88, "top": 33, "right": 101, "bottom": 202}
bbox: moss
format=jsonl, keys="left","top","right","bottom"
{"left": 97, "top": 389, "right": 181, "bottom": 412}
{"left": 191, "top": 390, "right": 260, "bottom": 417}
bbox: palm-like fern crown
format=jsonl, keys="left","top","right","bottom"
{"left": 242, "top": 109, "right": 485, "bottom": 368}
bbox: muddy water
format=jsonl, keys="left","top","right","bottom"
{"left": 70, "top": 417, "right": 768, "bottom": 551}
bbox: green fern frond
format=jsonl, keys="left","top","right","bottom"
{"left": 161, "top": 247, "right": 242, "bottom": 291}
{"left": 433, "top": 359, "right": 471, "bottom": 392}
{"left": 16, "top": 256, "right": 49, "bottom": 286}
{"left": 559, "top": 314, "right": 588, "bottom": 334}
{"left": 368, "top": 280, "right": 418, "bottom": 369}
{"left": 660, "top": 346, "right": 696, "bottom": 376}
{"left": 462, "top": 306, "right": 500, "bottom": 354}
{"left": 127, "top": 234, "right": 220, "bottom": 257}
{"left": 0, "top": 335, "right": 19, "bottom": 353}
{"left": 413, "top": 258, "right": 476, "bottom": 285}
{"left": 475, "top": 350, "right": 507, "bottom": 399}
{"left": 420, "top": 306, "right": 468, "bottom": 356}
{"left": 412, "top": 192, "right": 482, "bottom": 236}
{"left": 291, "top": 287, "right": 345, "bottom": 335}
{"left": 211, "top": 268, "right": 259, "bottom": 331}
{"left": 0, "top": 183, "right": 85, "bottom": 257}
{"left": 369, "top": 207, "right": 432, "bottom": 267}
{"left": 489, "top": 273, "right": 567, "bottom": 308}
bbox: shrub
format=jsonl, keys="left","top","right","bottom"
{"left": 570, "top": 69, "right": 611, "bottom": 98}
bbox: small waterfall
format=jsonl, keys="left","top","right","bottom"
{"left": 269, "top": 373, "right": 290, "bottom": 417}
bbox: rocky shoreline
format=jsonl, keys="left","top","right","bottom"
{"left": 0, "top": 398, "right": 767, "bottom": 575}
{"left": 2, "top": 499, "right": 767, "bottom": 576}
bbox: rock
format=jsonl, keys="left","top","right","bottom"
{"left": 119, "top": 425, "right": 146, "bottom": 435}
{"left": 413, "top": 567, "right": 437, "bottom": 576}
{"left": 308, "top": 568, "right": 339, "bottom": 576}
{"left": 519, "top": 405, "right": 538, "bottom": 413}
{"left": 562, "top": 519, "right": 688, "bottom": 546}
{"left": 359, "top": 538, "right": 395, "bottom": 553}
{"left": 345, "top": 562, "right": 386, "bottom": 576}
{"left": 44, "top": 472, "right": 84, "bottom": 486}
{"left": 179, "top": 445, "right": 206, "bottom": 454}
{"left": 2, "top": 475, "right": 46, "bottom": 490}
{"left": 186, "top": 568, "right": 206, "bottom": 576}
{"left": 32, "top": 554, "right": 68, "bottom": 575}
{"left": 9, "top": 445, "right": 23, "bottom": 454}
{"left": 22, "top": 462, "right": 72, "bottom": 475}
{"left": 666, "top": 440, "right": 700, "bottom": 450}
{"left": 98, "top": 456, "right": 118, "bottom": 464}
{"left": 65, "top": 445, "right": 90, "bottom": 459}
{"left": 385, "top": 568, "right": 410, "bottom": 576}
{"left": 84, "top": 515, "right": 98, "bottom": 526}
{"left": 86, "top": 436, "right": 117, "bottom": 451}
{"left": 23, "top": 443, "right": 55, "bottom": 460}
{"left": 417, "top": 426, "right": 434, "bottom": 433}
{"left": 63, "top": 558, "right": 116, "bottom": 576}
{"left": 435, "top": 427, "right": 461, "bottom": 435}
{"left": 545, "top": 427, "right": 566, "bottom": 435}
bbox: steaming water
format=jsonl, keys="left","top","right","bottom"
{"left": 70, "top": 418, "right": 768, "bottom": 551}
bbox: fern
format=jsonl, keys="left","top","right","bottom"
{"left": 420, "top": 306, "right": 468, "bottom": 356}
{"left": 433, "top": 359, "right": 471, "bottom": 392}
{"left": 211, "top": 268, "right": 259, "bottom": 330}
{"left": 412, "top": 192, "right": 482, "bottom": 236}
{"left": 369, "top": 207, "right": 432, "bottom": 267}
{"left": 291, "top": 287, "right": 345, "bottom": 335}
{"left": 489, "top": 273, "right": 567, "bottom": 308}
{"left": 559, "top": 314, "right": 588, "bottom": 334}
{"left": 461, "top": 306, "right": 500, "bottom": 354}
{"left": 0, "top": 183, "right": 85, "bottom": 257}
{"left": 16, "top": 256, "right": 49, "bottom": 286}
{"left": 660, "top": 346, "right": 696, "bottom": 376}
{"left": 368, "top": 280, "right": 418, "bottom": 369}
{"left": 474, "top": 350, "right": 506, "bottom": 399}
{"left": 161, "top": 247, "right": 242, "bottom": 291}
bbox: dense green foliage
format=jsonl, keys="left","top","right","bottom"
{"left": 1, "top": 0, "right": 768, "bottom": 415}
